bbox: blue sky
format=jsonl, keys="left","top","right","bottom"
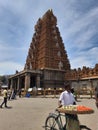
{"left": 0, "top": 0, "right": 98, "bottom": 75}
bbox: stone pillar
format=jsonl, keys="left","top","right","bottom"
{"left": 17, "top": 76, "right": 20, "bottom": 90}
{"left": 25, "top": 73, "right": 30, "bottom": 91}
{"left": 10, "top": 79, "right": 13, "bottom": 90}
{"left": 36, "top": 75, "right": 40, "bottom": 88}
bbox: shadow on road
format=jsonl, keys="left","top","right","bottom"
{"left": 80, "top": 125, "right": 92, "bottom": 130}
{"left": 6, "top": 106, "right": 13, "bottom": 109}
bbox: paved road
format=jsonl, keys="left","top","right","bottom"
{"left": 0, "top": 96, "right": 98, "bottom": 130}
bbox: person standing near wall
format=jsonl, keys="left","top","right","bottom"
{"left": 33, "top": 86, "right": 37, "bottom": 96}
{"left": 18, "top": 88, "right": 22, "bottom": 98}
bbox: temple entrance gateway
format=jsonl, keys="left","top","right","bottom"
{"left": 30, "top": 76, "right": 36, "bottom": 88}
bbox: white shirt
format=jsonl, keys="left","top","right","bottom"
{"left": 2, "top": 89, "right": 7, "bottom": 98}
{"left": 59, "top": 90, "right": 75, "bottom": 106}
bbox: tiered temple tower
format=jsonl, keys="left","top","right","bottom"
{"left": 24, "top": 9, "right": 71, "bottom": 88}
{"left": 25, "top": 9, "right": 70, "bottom": 71}
{"left": 8, "top": 10, "right": 71, "bottom": 91}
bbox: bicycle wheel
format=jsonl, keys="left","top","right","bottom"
{"left": 45, "top": 115, "right": 60, "bottom": 130}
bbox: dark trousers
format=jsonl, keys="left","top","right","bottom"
{"left": 1, "top": 97, "right": 7, "bottom": 107}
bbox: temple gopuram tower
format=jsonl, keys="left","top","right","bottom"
{"left": 8, "top": 9, "right": 70, "bottom": 91}
{"left": 24, "top": 9, "right": 70, "bottom": 88}
{"left": 25, "top": 9, "right": 70, "bottom": 71}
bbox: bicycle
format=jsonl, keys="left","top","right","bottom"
{"left": 44, "top": 109, "right": 91, "bottom": 130}
{"left": 45, "top": 110, "right": 66, "bottom": 130}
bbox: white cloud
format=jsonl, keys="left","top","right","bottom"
{"left": 0, "top": 61, "right": 24, "bottom": 75}
{"left": 65, "top": 7, "right": 98, "bottom": 39}
{"left": 70, "top": 46, "right": 98, "bottom": 69}
{"left": 70, "top": 56, "right": 93, "bottom": 69}
{"left": 62, "top": 6, "right": 98, "bottom": 69}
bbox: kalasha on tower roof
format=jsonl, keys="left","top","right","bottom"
{"left": 24, "top": 9, "right": 71, "bottom": 71}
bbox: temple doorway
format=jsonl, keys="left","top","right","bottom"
{"left": 30, "top": 75, "right": 36, "bottom": 88}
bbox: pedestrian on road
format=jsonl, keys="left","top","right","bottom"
{"left": 18, "top": 88, "right": 22, "bottom": 98}
{"left": 10, "top": 88, "right": 17, "bottom": 99}
{"left": 58, "top": 81, "right": 80, "bottom": 130}
{"left": 0, "top": 87, "right": 8, "bottom": 108}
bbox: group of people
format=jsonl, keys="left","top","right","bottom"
{"left": 58, "top": 81, "right": 98, "bottom": 130}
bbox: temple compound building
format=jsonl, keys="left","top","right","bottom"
{"left": 8, "top": 9, "right": 98, "bottom": 96}
{"left": 8, "top": 10, "right": 70, "bottom": 93}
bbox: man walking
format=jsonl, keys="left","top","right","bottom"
{"left": 0, "top": 87, "right": 8, "bottom": 108}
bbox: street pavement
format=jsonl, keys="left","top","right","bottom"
{"left": 0, "top": 95, "right": 98, "bottom": 130}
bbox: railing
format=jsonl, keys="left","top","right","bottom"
{"left": 75, "top": 88, "right": 95, "bottom": 99}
